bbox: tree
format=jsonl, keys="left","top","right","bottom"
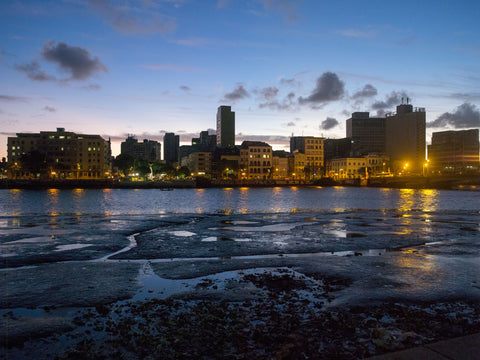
{"left": 113, "top": 153, "right": 135, "bottom": 176}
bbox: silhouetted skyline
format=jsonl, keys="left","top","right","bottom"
{"left": 1, "top": 0, "right": 479, "bottom": 159}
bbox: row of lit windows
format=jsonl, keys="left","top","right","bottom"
{"left": 249, "top": 168, "right": 270, "bottom": 173}
{"left": 249, "top": 161, "right": 271, "bottom": 166}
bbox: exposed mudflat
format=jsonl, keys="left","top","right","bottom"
{"left": 1, "top": 209, "right": 480, "bottom": 359}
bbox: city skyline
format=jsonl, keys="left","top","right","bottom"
{"left": 1, "top": 0, "right": 479, "bottom": 160}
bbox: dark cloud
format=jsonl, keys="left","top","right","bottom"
{"left": 15, "top": 61, "right": 55, "bottom": 82}
{"left": 259, "top": 86, "right": 279, "bottom": 100}
{"left": 321, "top": 117, "right": 339, "bottom": 130}
{"left": 298, "top": 72, "right": 345, "bottom": 106}
{"left": 180, "top": 85, "right": 191, "bottom": 92}
{"left": 259, "top": 92, "right": 296, "bottom": 111}
{"left": 352, "top": 84, "right": 377, "bottom": 100}
{"left": 0, "top": 94, "right": 28, "bottom": 102}
{"left": 88, "top": 0, "right": 176, "bottom": 35}
{"left": 427, "top": 103, "right": 480, "bottom": 128}
{"left": 43, "top": 106, "right": 56, "bottom": 112}
{"left": 42, "top": 41, "right": 107, "bottom": 80}
{"left": 371, "top": 91, "right": 409, "bottom": 115}
{"left": 286, "top": 121, "right": 295, "bottom": 127}
{"left": 223, "top": 84, "right": 250, "bottom": 102}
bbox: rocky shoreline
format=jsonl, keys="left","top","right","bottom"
{"left": 2, "top": 268, "right": 480, "bottom": 359}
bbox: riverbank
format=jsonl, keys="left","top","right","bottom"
{"left": 0, "top": 174, "right": 479, "bottom": 190}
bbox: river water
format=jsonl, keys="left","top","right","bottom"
{"left": 1, "top": 186, "right": 479, "bottom": 215}
{"left": 1, "top": 186, "right": 479, "bottom": 306}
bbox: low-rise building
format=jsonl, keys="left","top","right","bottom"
{"left": 326, "top": 154, "right": 389, "bottom": 180}
{"left": 239, "top": 141, "right": 272, "bottom": 179}
{"left": 7, "top": 128, "right": 111, "bottom": 179}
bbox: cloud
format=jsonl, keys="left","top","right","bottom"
{"left": 223, "top": 84, "right": 250, "bottom": 102}
{"left": 286, "top": 121, "right": 296, "bottom": 127}
{"left": 371, "top": 91, "right": 409, "bottom": 115}
{"left": 259, "top": 92, "right": 297, "bottom": 111}
{"left": 427, "top": 103, "right": 480, "bottom": 128}
{"left": 81, "top": 83, "right": 101, "bottom": 91}
{"left": 259, "top": 86, "right": 279, "bottom": 101}
{"left": 256, "top": 0, "right": 302, "bottom": 23}
{"left": 298, "top": 72, "right": 345, "bottom": 106}
{"left": 42, "top": 40, "right": 107, "bottom": 80}
{"left": 15, "top": 61, "right": 56, "bottom": 82}
{"left": 180, "top": 85, "right": 191, "bottom": 92}
{"left": 351, "top": 84, "right": 378, "bottom": 100}
{"left": 397, "top": 34, "right": 418, "bottom": 46}
{"left": 335, "top": 28, "right": 377, "bottom": 38}
{"left": 142, "top": 63, "right": 200, "bottom": 72}
{"left": 88, "top": 0, "right": 176, "bottom": 35}
{"left": 0, "top": 94, "right": 28, "bottom": 102}
{"left": 321, "top": 117, "right": 339, "bottom": 130}
{"left": 43, "top": 106, "right": 56, "bottom": 112}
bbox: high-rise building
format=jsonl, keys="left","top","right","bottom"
{"left": 346, "top": 112, "right": 385, "bottom": 156}
{"left": 216, "top": 106, "right": 235, "bottom": 147}
{"left": 192, "top": 130, "right": 217, "bottom": 151}
{"left": 385, "top": 103, "right": 426, "bottom": 173}
{"left": 427, "top": 129, "right": 479, "bottom": 174}
{"left": 7, "top": 128, "right": 111, "bottom": 179}
{"left": 289, "top": 136, "right": 324, "bottom": 178}
{"left": 120, "top": 136, "right": 161, "bottom": 162}
{"left": 163, "top": 132, "right": 180, "bottom": 165}
{"left": 324, "top": 138, "right": 353, "bottom": 161}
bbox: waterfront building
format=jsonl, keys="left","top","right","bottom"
{"left": 289, "top": 136, "right": 324, "bottom": 178}
{"left": 427, "top": 129, "right": 479, "bottom": 174}
{"left": 182, "top": 151, "right": 213, "bottom": 177}
{"left": 163, "top": 132, "right": 180, "bottom": 165}
{"left": 385, "top": 102, "right": 426, "bottom": 173}
{"left": 239, "top": 141, "right": 272, "bottom": 179}
{"left": 346, "top": 112, "right": 386, "bottom": 156}
{"left": 326, "top": 154, "right": 389, "bottom": 180}
{"left": 272, "top": 150, "right": 289, "bottom": 180}
{"left": 120, "top": 135, "right": 161, "bottom": 162}
{"left": 288, "top": 150, "right": 306, "bottom": 180}
{"left": 7, "top": 128, "right": 111, "bottom": 179}
{"left": 216, "top": 106, "right": 235, "bottom": 147}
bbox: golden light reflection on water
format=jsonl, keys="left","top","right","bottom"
{"left": 397, "top": 188, "right": 439, "bottom": 212}
{"left": 394, "top": 251, "right": 439, "bottom": 292}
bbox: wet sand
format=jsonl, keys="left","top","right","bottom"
{"left": 1, "top": 210, "right": 480, "bottom": 359}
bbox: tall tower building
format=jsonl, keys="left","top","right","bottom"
{"left": 163, "top": 132, "right": 179, "bottom": 165}
{"left": 216, "top": 106, "right": 235, "bottom": 147}
{"left": 385, "top": 102, "right": 426, "bottom": 173}
{"left": 346, "top": 112, "right": 386, "bottom": 156}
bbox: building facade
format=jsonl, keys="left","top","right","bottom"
{"left": 120, "top": 136, "right": 161, "bottom": 162}
{"left": 326, "top": 154, "right": 389, "bottom": 180}
{"left": 163, "top": 132, "right": 180, "bottom": 165}
{"left": 346, "top": 112, "right": 386, "bottom": 156}
{"left": 427, "top": 129, "right": 479, "bottom": 174}
{"left": 239, "top": 141, "right": 272, "bottom": 179}
{"left": 216, "top": 106, "right": 235, "bottom": 147}
{"left": 385, "top": 103, "right": 426, "bottom": 173}
{"left": 7, "top": 128, "right": 111, "bottom": 179}
{"left": 290, "top": 136, "right": 324, "bottom": 178}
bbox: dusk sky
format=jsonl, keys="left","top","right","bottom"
{"left": 1, "top": 0, "right": 479, "bottom": 159}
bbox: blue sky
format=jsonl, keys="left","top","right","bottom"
{"left": 1, "top": 0, "right": 479, "bottom": 158}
